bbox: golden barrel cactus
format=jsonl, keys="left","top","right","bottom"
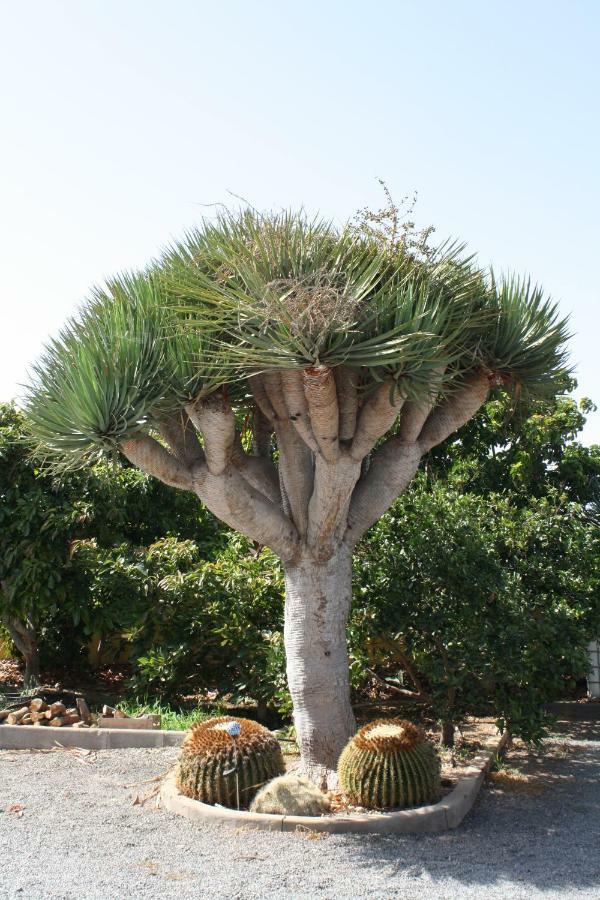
{"left": 250, "top": 774, "right": 331, "bottom": 816}
{"left": 176, "top": 716, "right": 285, "bottom": 808}
{"left": 337, "top": 718, "right": 441, "bottom": 809}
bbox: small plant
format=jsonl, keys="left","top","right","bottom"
{"left": 337, "top": 718, "right": 441, "bottom": 809}
{"left": 250, "top": 774, "right": 331, "bottom": 816}
{"left": 176, "top": 716, "right": 285, "bottom": 809}
{"left": 114, "top": 697, "right": 223, "bottom": 731}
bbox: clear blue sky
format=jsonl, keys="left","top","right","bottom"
{"left": 1, "top": 0, "right": 599, "bottom": 443}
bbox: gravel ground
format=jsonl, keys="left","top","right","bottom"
{"left": 0, "top": 718, "right": 598, "bottom": 900}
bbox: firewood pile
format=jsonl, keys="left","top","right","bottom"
{"left": 0, "top": 686, "right": 161, "bottom": 730}
{"left": 0, "top": 696, "right": 92, "bottom": 728}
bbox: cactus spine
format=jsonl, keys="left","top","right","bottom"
{"left": 250, "top": 774, "right": 331, "bottom": 816}
{"left": 176, "top": 716, "right": 285, "bottom": 808}
{"left": 337, "top": 718, "right": 441, "bottom": 809}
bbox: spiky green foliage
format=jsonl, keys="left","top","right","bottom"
{"left": 26, "top": 208, "right": 570, "bottom": 468}
{"left": 25, "top": 273, "right": 222, "bottom": 469}
{"left": 164, "top": 214, "right": 483, "bottom": 387}
{"left": 478, "top": 274, "right": 571, "bottom": 396}
{"left": 337, "top": 719, "right": 441, "bottom": 809}
{"left": 249, "top": 774, "right": 331, "bottom": 816}
{"left": 176, "top": 716, "right": 285, "bottom": 808}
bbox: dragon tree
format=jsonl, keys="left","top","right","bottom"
{"left": 26, "top": 209, "right": 569, "bottom": 785}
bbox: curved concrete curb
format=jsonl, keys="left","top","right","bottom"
{"left": 0, "top": 724, "right": 185, "bottom": 750}
{"left": 161, "top": 731, "right": 509, "bottom": 834}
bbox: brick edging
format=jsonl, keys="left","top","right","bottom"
{"left": 160, "top": 731, "right": 509, "bottom": 834}
{"left": 0, "top": 724, "right": 185, "bottom": 750}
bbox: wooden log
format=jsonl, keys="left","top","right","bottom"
{"left": 102, "top": 705, "right": 115, "bottom": 717}
{"left": 76, "top": 698, "right": 92, "bottom": 725}
{"left": 21, "top": 714, "right": 33, "bottom": 725}
{"left": 49, "top": 714, "right": 80, "bottom": 727}
{"left": 114, "top": 709, "right": 128, "bottom": 719}
{"left": 6, "top": 706, "right": 29, "bottom": 725}
{"left": 49, "top": 701, "right": 67, "bottom": 717}
{"left": 0, "top": 709, "right": 11, "bottom": 722}
{"left": 66, "top": 707, "right": 78, "bottom": 716}
{"left": 72, "top": 721, "right": 90, "bottom": 728}
{"left": 29, "top": 698, "right": 48, "bottom": 713}
{"left": 32, "top": 719, "right": 49, "bottom": 726}
{"left": 29, "top": 711, "right": 48, "bottom": 723}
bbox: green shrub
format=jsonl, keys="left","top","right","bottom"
{"left": 353, "top": 481, "right": 600, "bottom": 742}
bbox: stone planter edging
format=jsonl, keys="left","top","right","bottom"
{"left": 0, "top": 724, "right": 185, "bottom": 750}
{"left": 160, "top": 730, "right": 509, "bottom": 834}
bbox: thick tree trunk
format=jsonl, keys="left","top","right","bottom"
{"left": 441, "top": 721, "right": 455, "bottom": 748}
{"left": 284, "top": 547, "right": 356, "bottom": 787}
{"left": 3, "top": 615, "right": 40, "bottom": 688}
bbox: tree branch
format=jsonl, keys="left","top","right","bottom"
{"left": 156, "top": 411, "right": 205, "bottom": 467}
{"left": 191, "top": 464, "right": 299, "bottom": 562}
{"left": 231, "top": 434, "right": 281, "bottom": 506}
{"left": 264, "top": 371, "right": 313, "bottom": 537}
{"left": 249, "top": 374, "right": 276, "bottom": 422}
{"left": 393, "top": 646, "right": 426, "bottom": 697}
{"left": 344, "top": 372, "right": 490, "bottom": 545}
{"left": 350, "top": 379, "right": 405, "bottom": 461}
{"left": 418, "top": 372, "right": 489, "bottom": 453}
{"left": 344, "top": 438, "right": 422, "bottom": 546}
{"left": 252, "top": 405, "right": 273, "bottom": 458}
{"left": 186, "top": 391, "right": 236, "bottom": 476}
{"left": 364, "top": 667, "right": 427, "bottom": 702}
{"left": 397, "top": 367, "right": 446, "bottom": 443}
{"left": 307, "top": 454, "right": 361, "bottom": 559}
{"left": 120, "top": 435, "right": 194, "bottom": 491}
{"left": 334, "top": 366, "right": 359, "bottom": 442}
{"left": 303, "top": 366, "right": 340, "bottom": 462}
{"left": 120, "top": 429, "right": 297, "bottom": 560}
{"left": 280, "top": 369, "right": 319, "bottom": 452}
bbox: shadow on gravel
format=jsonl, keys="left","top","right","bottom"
{"left": 548, "top": 715, "right": 600, "bottom": 742}
{"left": 332, "top": 720, "right": 600, "bottom": 894}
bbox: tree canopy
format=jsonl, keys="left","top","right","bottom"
{"left": 26, "top": 210, "right": 569, "bottom": 470}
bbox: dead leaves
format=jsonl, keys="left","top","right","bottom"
{"left": 0, "top": 745, "right": 97, "bottom": 763}
{"left": 5, "top": 803, "right": 25, "bottom": 817}
{"left": 135, "top": 859, "right": 196, "bottom": 882}
{"left": 294, "top": 824, "right": 328, "bottom": 840}
{"left": 488, "top": 768, "right": 548, "bottom": 796}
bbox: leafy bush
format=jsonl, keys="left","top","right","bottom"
{"left": 74, "top": 533, "right": 286, "bottom": 706}
{"left": 353, "top": 480, "right": 600, "bottom": 742}
{"left": 0, "top": 402, "right": 224, "bottom": 680}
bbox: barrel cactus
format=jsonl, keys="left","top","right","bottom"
{"left": 250, "top": 774, "right": 331, "bottom": 816}
{"left": 176, "top": 716, "right": 285, "bottom": 808}
{"left": 337, "top": 718, "right": 441, "bottom": 809}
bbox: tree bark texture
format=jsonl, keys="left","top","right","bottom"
{"left": 441, "top": 721, "right": 455, "bottom": 748}
{"left": 284, "top": 549, "right": 356, "bottom": 787}
{"left": 119, "top": 367, "right": 491, "bottom": 781}
{"left": 3, "top": 615, "right": 40, "bottom": 688}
